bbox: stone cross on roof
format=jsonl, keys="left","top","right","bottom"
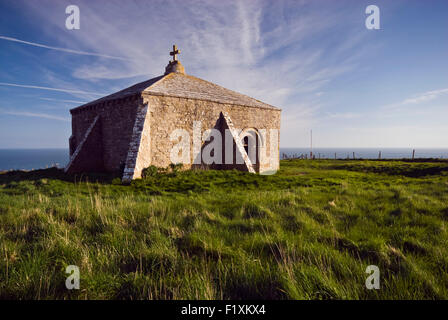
{"left": 170, "top": 45, "right": 180, "bottom": 61}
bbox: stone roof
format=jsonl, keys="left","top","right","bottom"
{"left": 72, "top": 75, "right": 164, "bottom": 110}
{"left": 144, "top": 73, "right": 279, "bottom": 110}
{"left": 71, "top": 72, "right": 280, "bottom": 112}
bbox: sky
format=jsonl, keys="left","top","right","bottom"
{"left": 0, "top": 0, "right": 447, "bottom": 149}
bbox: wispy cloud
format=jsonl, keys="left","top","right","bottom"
{"left": 1, "top": 0, "right": 386, "bottom": 148}
{"left": 326, "top": 112, "right": 361, "bottom": 119}
{"left": 0, "top": 109, "right": 70, "bottom": 121}
{"left": 21, "top": 0, "right": 367, "bottom": 89}
{"left": 39, "top": 97, "right": 87, "bottom": 104}
{"left": 381, "top": 87, "right": 448, "bottom": 111}
{"left": 401, "top": 88, "right": 448, "bottom": 105}
{"left": 0, "top": 82, "right": 104, "bottom": 96}
{"left": 0, "top": 35, "right": 132, "bottom": 61}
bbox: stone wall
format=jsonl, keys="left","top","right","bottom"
{"left": 68, "top": 92, "right": 280, "bottom": 178}
{"left": 66, "top": 116, "right": 104, "bottom": 174}
{"left": 143, "top": 94, "right": 281, "bottom": 173}
{"left": 69, "top": 95, "right": 142, "bottom": 172}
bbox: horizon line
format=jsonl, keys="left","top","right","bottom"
{"left": 1, "top": 147, "right": 448, "bottom": 150}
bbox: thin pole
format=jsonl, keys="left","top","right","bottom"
{"left": 310, "top": 129, "right": 313, "bottom": 159}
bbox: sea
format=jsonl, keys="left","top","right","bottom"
{"left": 0, "top": 148, "right": 448, "bottom": 171}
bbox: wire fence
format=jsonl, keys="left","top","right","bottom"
{"left": 280, "top": 149, "right": 448, "bottom": 160}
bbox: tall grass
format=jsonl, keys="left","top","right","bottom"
{"left": 0, "top": 160, "right": 447, "bottom": 299}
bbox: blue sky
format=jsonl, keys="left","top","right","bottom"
{"left": 0, "top": 0, "right": 447, "bottom": 148}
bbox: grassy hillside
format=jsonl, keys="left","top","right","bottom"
{"left": 0, "top": 159, "right": 448, "bottom": 299}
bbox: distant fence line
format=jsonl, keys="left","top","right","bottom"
{"left": 280, "top": 149, "right": 445, "bottom": 160}
{"left": 281, "top": 152, "right": 358, "bottom": 160}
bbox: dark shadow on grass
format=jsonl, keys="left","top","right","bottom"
{"left": 0, "top": 167, "right": 120, "bottom": 184}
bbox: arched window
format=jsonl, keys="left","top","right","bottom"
{"left": 243, "top": 136, "right": 249, "bottom": 155}
{"left": 239, "top": 128, "right": 263, "bottom": 168}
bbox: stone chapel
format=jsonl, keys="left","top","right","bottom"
{"left": 65, "top": 45, "right": 281, "bottom": 182}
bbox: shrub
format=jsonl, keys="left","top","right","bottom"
{"left": 141, "top": 165, "right": 159, "bottom": 178}
{"left": 157, "top": 167, "right": 168, "bottom": 174}
{"left": 169, "top": 163, "right": 184, "bottom": 174}
{"left": 111, "top": 177, "right": 122, "bottom": 185}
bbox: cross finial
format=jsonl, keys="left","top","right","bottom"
{"left": 170, "top": 44, "right": 180, "bottom": 62}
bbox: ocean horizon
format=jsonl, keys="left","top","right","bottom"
{"left": 1, "top": 147, "right": 448, "bottom": 171}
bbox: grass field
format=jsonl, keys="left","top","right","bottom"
{"left": 0, "top": 159, "right": 448, "bottom": 299}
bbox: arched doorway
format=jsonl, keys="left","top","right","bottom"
{"left": 239, "top": 128, "right": 263, "bottom": 172}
